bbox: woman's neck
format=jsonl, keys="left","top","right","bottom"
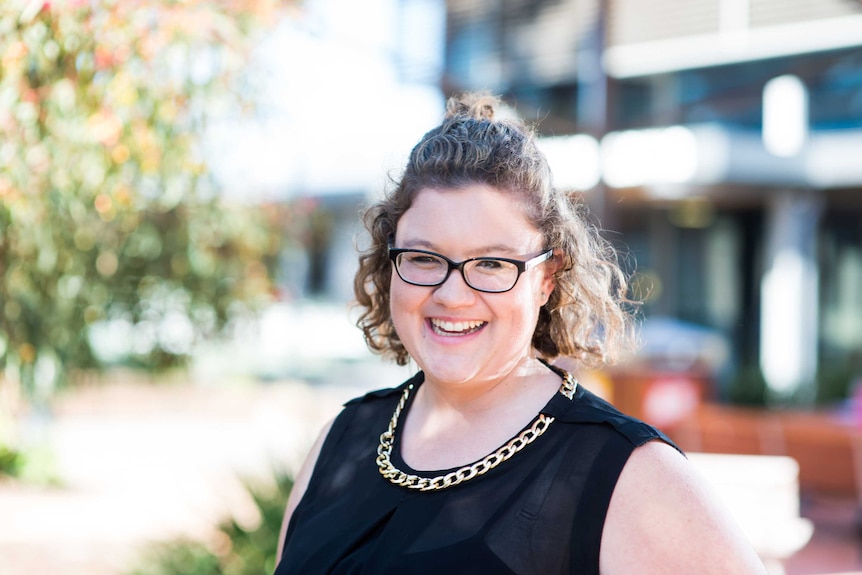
{"left": 418, "top": 355, "right": 552, "bottom": 413}
{"left": 400, "top": 356, "right": 563, "bottom": 471}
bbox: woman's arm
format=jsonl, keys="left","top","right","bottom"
{"left": 275, "top": 418, "right": 335, "bottom": 564}
{"left": 600, "top": 441, "right": 768, "bottom": 575}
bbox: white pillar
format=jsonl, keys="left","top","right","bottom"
{"left": 759, "top": 192, "right": 822, "bottom": 404}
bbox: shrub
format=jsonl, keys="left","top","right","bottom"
{"left": 129, "top": 471, "right": 294, "bottom": 575}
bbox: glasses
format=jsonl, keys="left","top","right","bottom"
{"left": 389, "top": 247, "right": 553, "bottom": 293}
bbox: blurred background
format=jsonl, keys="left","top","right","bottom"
{"left": 1, "top": 0, "right": 861, "bottom": 573}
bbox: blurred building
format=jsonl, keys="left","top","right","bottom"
{"left": 444, "top": 0, "right": 862, "bottom": 403}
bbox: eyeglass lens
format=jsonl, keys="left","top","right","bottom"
{"left": 395, "top": 252, "right": 519, "bottom": 292}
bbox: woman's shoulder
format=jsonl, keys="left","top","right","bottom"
{"left": 601, "top": 439, "right": 768, "bottom": 574}
{"left": 300, "top": 374, "right": 428, "bottom": 492}
{"left": 342, "top": 371, "right": 425, "bottom": 408}
{"left": 550, "top": 383, "right": 681, "bottom": 453}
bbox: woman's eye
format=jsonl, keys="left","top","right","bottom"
{"left": 406, "top": 254, "right": 442, "bottom": 266}
{"left": 475, "top": 259, "right": 506, "bottom": 271}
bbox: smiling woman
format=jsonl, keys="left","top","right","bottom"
{"left": 386, "top": 185, "right": 555, "bottom": 398}
{"left": 273, "top": 93, "right": 768, "bottom": 575}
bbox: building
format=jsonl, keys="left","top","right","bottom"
{"left": 445, "top": 0, "right": 862, "bottom": 404}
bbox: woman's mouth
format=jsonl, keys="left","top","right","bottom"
{"left": 429, "top": 319, "right": 487, "bottom": 337}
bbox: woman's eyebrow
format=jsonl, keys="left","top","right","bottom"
{"left": 398, "top": 238, "right": 437, "bottom": 250}
{"left": 397, "top": 239, "right": 521, "bottom": 257}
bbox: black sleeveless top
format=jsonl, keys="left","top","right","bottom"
{"left": 276, "top": 369, "right": 678, "bottom": 575}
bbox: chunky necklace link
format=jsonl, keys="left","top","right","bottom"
{"left": 376, "top": 368, "right": 576, "bottom": 491}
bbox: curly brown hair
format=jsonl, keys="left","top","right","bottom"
{"left": 353, "top": 92, "right": 635, "bottom": 368}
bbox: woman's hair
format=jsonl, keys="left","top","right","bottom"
{"left": 354, "top": 92, "right": 635, "bottom": 368}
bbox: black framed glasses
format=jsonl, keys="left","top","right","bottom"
{"left": 388, "top": 247, "right": 553, "bottom": 293}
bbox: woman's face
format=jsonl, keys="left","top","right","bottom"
{"left": 390, "top": 184, "right": 555, "bottom": 389}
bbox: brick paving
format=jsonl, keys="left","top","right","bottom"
{"left": 783, "top": 495, "right": 862, "bottom": 575}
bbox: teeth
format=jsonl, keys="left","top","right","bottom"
{"left": 430, "top": 319, "right": 485, "bottom": 335}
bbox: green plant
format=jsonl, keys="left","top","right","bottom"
{"left": 727, "top": 363, "right": 768, "bottom": 407}
{"left": 0, "top": 444, "right": 22, "bottom": 477}
{"left": 0, "top": 0, "right": 293, "bottom": 399}
{"left": 129, "top": 540, "right": 222, "bottom": 575}
{"left": 0, "top": 441, "right": 62, "bottom": 485}
{"left": 130, "top": 471, "right": 294, "bottom": 575}
{"left": 816, "top": 354, "right": 862, "bottom": 405}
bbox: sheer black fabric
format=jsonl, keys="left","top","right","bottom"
{"left": 276, "top": 369, "right": 678, "bottom": 575}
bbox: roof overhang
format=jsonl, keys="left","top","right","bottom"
{"left": 599, "top": 124, "right": 862, "bottom": 194}
{"left": 605, "top": 14, "right": 862, "bottom": 78}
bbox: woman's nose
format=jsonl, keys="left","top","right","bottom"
{"left": 431, "top": 269, "right": 476, "bottom": 307}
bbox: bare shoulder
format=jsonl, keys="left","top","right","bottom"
{"left": 600, "top": 441, "right": 768, "bottom": 575}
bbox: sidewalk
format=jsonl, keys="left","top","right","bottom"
{"left": 783, "top": 494, "right": 862, "bottom": 575}
{"left": 0, "top": 373, "right": 368, "bottom": 575}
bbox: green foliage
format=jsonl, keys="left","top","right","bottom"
{"left": 816, "top": 353, "right": 862, "bottom": 404}
{"left": 128, "top": 540, "right": 222, "bottom": 575}
{"left": 0, "top": 441, "right": 61, "bottom": 485}
{"left": 0, "top": 444, "right": 22, "bottom": 476}
{"left": 130, "top": 471, "right": 294, "bottom": 575}
{"left": 727, "top": 364, "right": 768, "bottom": 407}
{"left": 0, "top": 0, "right": 292, "bottom": 395}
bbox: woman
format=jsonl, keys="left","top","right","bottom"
{"left": 274, "top": 93, "right": 767, "bottom": 574}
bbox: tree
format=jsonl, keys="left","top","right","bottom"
{"left": 0, "top": 0, "right": 295, "bottom": 406}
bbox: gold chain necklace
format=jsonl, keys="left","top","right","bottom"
{"left": 376, "top": 368, "right": 576, "bottom": 491}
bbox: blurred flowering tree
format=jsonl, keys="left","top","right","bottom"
{"left": 0, "top": 0, "right": 297, "bottom": 405}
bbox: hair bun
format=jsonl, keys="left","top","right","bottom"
{"left": 444, "top": 91, "right": 498, "bottom": 121}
